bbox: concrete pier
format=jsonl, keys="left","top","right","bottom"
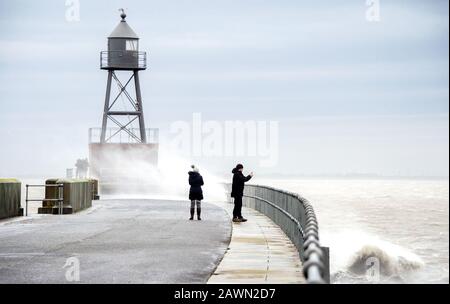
{"left": 0, "top": 199, "right": 230, "bottom": 283}
{"left": 0, "top": 197, "right": 306, "bottom": 284}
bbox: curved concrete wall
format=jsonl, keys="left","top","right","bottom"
{"left": 0, "top": 179, "right": 22, "bottom": 219}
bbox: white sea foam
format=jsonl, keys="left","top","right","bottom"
{"left": 98, "top": 147, "right": 227, "bottom": 202}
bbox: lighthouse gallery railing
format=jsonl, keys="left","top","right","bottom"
{"left": 100, "top": 51, "right": 147, "bottom": 70}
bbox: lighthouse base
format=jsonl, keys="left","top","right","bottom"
{"left": 89, "top": 143, "right": 159, "bottom": 195}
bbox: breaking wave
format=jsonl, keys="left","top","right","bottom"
{"left": 348, "top": 243, "right": 424, "bottom": 277}
{"left": 322, "top": 231, "right": 425, "bottom": 283}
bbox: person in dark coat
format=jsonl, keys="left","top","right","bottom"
{"left": 188, "top": 165, "right": 204, "bottom": 220}
{"left": 231, "top": 163, "right": 253, "bottom": 222}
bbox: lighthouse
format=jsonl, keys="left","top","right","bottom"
{"left": 100, "top": 9, "right": 147, "bottom": 143}
{"left": 89, "top": 10, "right": 158, "bottom": 194}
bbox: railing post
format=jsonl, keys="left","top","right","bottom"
{"left": 25, "top": 184, "right": 29, "bottom": 217}
{"left": 58, "top": 184, "right": 63, "bottom": 215}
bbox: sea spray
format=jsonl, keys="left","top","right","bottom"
{"left": 348, "top": 243, "right": 424, "bottom": 276}
{"left": 156, "top": 147, "right": 227, "bottom": 202}
{"left": 321, "top": 230, "right": 424, "bottom": 283}
{"left": 97, "top": 146, "right": 227, "bottom": 202}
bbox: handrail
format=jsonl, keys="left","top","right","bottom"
{"left": 25, "top": 184, "right": 64, "bottom": 216}
{"left": 100, "top": 50, "right": 147, "bottom": 70}
{"left": 235, "top": 184, "right": 329, "bottom": 284}
{"left": 242, "top": 194, "right": 304, "bottom": 237}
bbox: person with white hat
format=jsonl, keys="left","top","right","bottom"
{"left": 188, "top": 165, "right": 204, "bottom": 220}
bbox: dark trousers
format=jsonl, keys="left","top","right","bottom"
{"left": 233, "top": 196, "right": 243, "bottom": 218}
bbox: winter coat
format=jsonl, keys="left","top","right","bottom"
{"left": 231, "top": 168, "right": 252, "bottom": 198}
{"left": 188, "top": 171, "right": 204, "bottom": 200}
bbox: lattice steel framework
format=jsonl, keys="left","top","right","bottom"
{"left": 100, "top": 70, "right": 146, "bottom": 143}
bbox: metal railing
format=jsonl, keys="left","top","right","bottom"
{"left": 100, "top": 51, "right": 147, "bottom": 70}
{"left": 235, "top": 184, "right": 330, "bottom": 284}
{"left": 25, "top": 184, "right": 64, "bottom": 216}
{"left": 90, "top": 179, "right": 100, "bottom": 200}
{"left": 88, "top": 127, "right": 159, "bottom": 144}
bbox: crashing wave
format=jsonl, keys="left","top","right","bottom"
{"left": 348, "top": 244, "right": 424, "bottom": 277}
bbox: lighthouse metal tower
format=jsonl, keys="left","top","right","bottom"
{"left": 100, "top": 9, "right": 147, "bottom": 143}
{"left": 89, "top": 10, "right": 158, "bottom": 194}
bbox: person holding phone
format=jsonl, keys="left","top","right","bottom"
{"left": 231, "top": 163, "right": 253, "bottom": 222}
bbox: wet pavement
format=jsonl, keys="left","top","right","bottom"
{"left": 0, "top": 199, "right": 231, "bottom": 283}
{"left": 208, "top": 203, "right": 305, "bottom": 284}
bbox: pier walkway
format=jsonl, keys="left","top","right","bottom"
{"left": 208, "top": 203, "right": 305, "bottom": 284}
{"left": 0, "top": 199, "right": 230, "bottom": 283}
{"left": 0, "top": 198, "right": 304, "bottom": 283}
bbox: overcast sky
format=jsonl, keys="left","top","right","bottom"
{"left": 0, "top": 0, "right": 448, "bottom": 177}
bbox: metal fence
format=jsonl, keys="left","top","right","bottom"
{"left": 100, "top": 51, "right": 147, "bottom": 70}
{"left": 25, "top": 183, "right": 64, "bottom": 216}
{"left": 236, "top": 184, "right": 330, "bottom": 284}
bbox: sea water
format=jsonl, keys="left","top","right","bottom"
{"left": 258, "top": 178, "right": 449, "bottom": 284}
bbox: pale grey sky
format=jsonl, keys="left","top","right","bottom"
{"left": 0, "top": 0, "right": 448, "bottom": 177}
